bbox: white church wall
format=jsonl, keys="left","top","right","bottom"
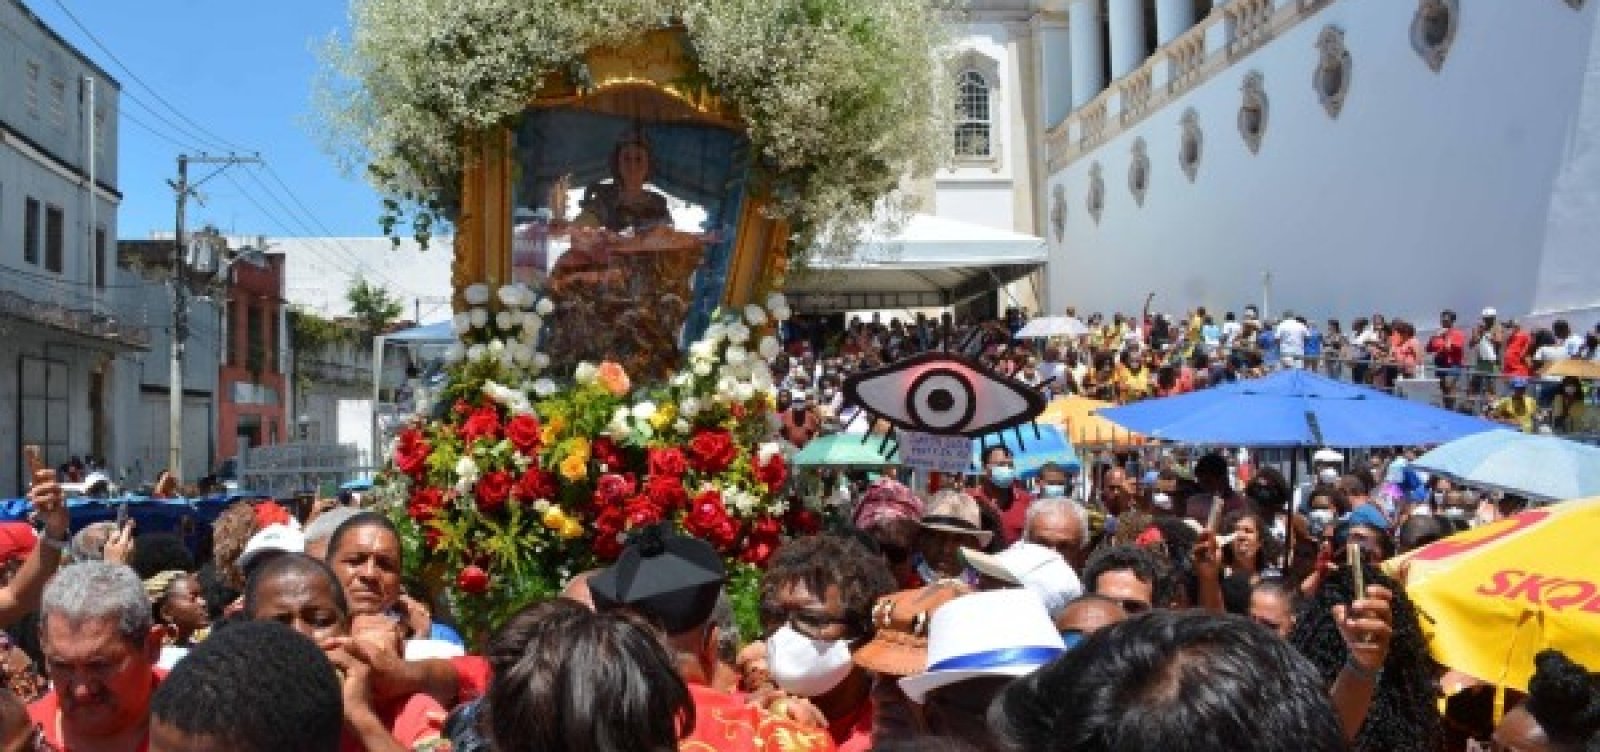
{"left": 1047, "top": 0, "right": 1598, "bottom": 326}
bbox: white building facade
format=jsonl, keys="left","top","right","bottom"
{"left": 0, "top": 0, "right": 142, "bottom": 495}
{"left": 1037, "top": 0, "right": 1600, "bottom": 330}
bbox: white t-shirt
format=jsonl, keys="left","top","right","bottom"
{"left": 1221, "top": 321, "right": 1243, "bottom": 347}
{"left": 1276, "top": 319, "right": 1310, "bottom": 356}
{"left": 1564, "top": 335, "right": 1586, "bottom": 358}
{"left": 1535, "top": 344, "right": 1568, "bottom": 380}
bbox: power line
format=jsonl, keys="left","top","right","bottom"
{"left": 47, "top": 0, "right": 248, "bottom": 154}
{"left": 118, "top": 108, "right": 197, "bottom": 151}
{"left": 238, "top": 167, "right": 419, "bottom": 296}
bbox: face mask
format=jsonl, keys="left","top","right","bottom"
{"left": 1309, "top": 508, "right": 1335, "bottom": 525}
{"left": 989, "top": 466, "right": 1016, "bottom": 488}
{"left": 766, "top": 625, "right": 854, "bottom": 697}
{"left": 1041, "top": 484, "right": 1066, "bottom": 498}
{"left": 1443, "top": 507, "right": 1467, "bottom": 520}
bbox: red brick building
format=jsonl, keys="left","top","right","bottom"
{"left": 217, "top": 252, "right": 287, "bottom": 461}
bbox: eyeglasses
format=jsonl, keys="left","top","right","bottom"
{"left": 760, "top": 604, "right": 855, "bottom": 641}
{"left": 1113, "top": 598, "right": 1152, "bottom": 615}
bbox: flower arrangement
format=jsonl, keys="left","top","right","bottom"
{"left": 379, "top": 286, "right": 823, "bottom": 640}
{"left": 317, "top": 0, "right": 952, "bottom": 257}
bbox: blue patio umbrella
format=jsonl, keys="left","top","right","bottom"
{"left": 1412, "top": 430, "right": 1600, "bottom": 502}
{"left": 970, "top": 424, "right": 1081, "bottom": 479}
{"left": 1095, "top": 370, "right": 1503, "bottom": 448}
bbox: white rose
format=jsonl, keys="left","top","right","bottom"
{"left": 470, "top": 308, "right": 489, "bottom": 329}
{"left": 757, "top": 442, "right": 782, "bottom": 465}
{"left": 733, "top": 382, "right": 756, "bottom": 402}
{"left": 744, "top": 304, "right": 768, "bottom": 326}
{"left": 534, "top": 498, "right": 552, "bottom": 513}
{"left": 688, "top": 341, "right": 715, "bottom": 360}
{"left": 727, "top": 323, "right": 751, "bottom": 344}
{"left": 443, "top": 344, "right": 465, "bottom": 364}
{"left": 466, "top": 344, "right": 487, "bottom": 362}
{"left": 575, "top": 362, "right": 598, "bottom": 383}
{"left": 495, "top": 311, "right": 515, "bottom": 331}
{"left": 533, "top": 378, "right": 557, "bottom": 397}
{"left": 758, "top": 335, "right": 781, "bottom": 360}
{"left": 488, "top": 339, "right": 505, "bottom": 355}
{"left": 771, "top": 304, "right": 792, "bottom": 322}
{"left": 499, "top": 350, "right": 518, "bottom": 371}
{"left": 535, "top": 297, "right": 555, "bottom": 316}
{"left": 511, "top": 344, "right": 533, "bottom": 365}
{"left": 522, "top": 312, "right": 544, "bottom": 332}
{"left": 750, "top": 367, "right": 773, "bottom": 390}
{"left": 632, "top": 401, "right": 657, "bottom": 421}
{"left": 612, "top": 406, "right": 632, "bottom": 425}
{"left": 704, "top": 323, "right": 726, "bottom": 343}
{"left": 498, "top": 285, "right": 520, "bottom": 307}
{"left": 680, "top": 397, "right": 702, "bottom": 416}
{"left": 451, "top": 313, "right": 471, "bottom": 335}
{"left": 724, "top": 346, "right": 749, "bottom": 366}
{"left": 672, "top": 372, "right": 693, "bottom": 388}
{"left": 693, "top": 361, "right": 713, "bottom": 377}
{"left": 465, "top": 283, "right": 490, "bottom": 305}
{"left": 766, "top": 292, "right": 788, "bottom": 312}
{"left": 455, "top": 456, "right": 480, "bottom": 481}
{"left": 514, "top": 283, "right": 534, "bottom": 307}
{"left": 532, "top": 352, "right": 550, "bottom": 370}
{"left": 674, "top": 419, "right": 691, "bottom": 434}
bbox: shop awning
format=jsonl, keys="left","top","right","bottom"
{"left": 784, "top": 214, "right": 1046, "bottom": 313}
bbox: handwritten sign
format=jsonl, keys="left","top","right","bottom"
{"left": 900, "top": 431, "right": 975, "bottom": 474}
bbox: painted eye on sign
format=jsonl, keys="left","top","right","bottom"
{"left": 843, "top": 352, "right": 1048, "bottom": 439}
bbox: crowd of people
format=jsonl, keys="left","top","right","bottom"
{"left": 772, "top": 303, "right": 1600, "bottom": 440}
{"left": 0, "top": 430, "right": 1594, "bottom": 751}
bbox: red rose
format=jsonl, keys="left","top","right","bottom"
{"left": 754, "top": 453, "right": 788, "bottom": 490}
{"left": 460, "top": 406, "right": 502, "bottom": 445}
{"left": 684, "top": 489, "right": 740, "bottom": 551}
{"left": 407, "top": 487, "right": 446, "bottom": 522}
{"left": 687, "top": 429, "right": 738, "bottom": 475}
{"left": 784, "top": 505, "right": 822, "bottom": 535}
{"left": 476, "top": 470, "right": 514, "bottom": 513}
{"left": 592, "top": 508, "right": 628, "bottom": 560}
{"left": 515, "top": 468, "right": 557, "bottom": 505}
{"left": 453, "top": 399, "right": 473, "bottom": 416}
{"left": 594, "top": 473, "right": 637, "bottom": 507}
{"left": 643, "top": 475, "right": 689, "bottom": 512}
{"left": 394, "top": 428, "right": 431, "bottom": 478}
{"left": 647, "top": 447, "right": 689, "bottom": 478}
{"left": 456, "top": 565, "right": 490, "bottom": 595}
{"left": 505, "top": 414, "right": 543, "bottom": 455}
{"left": 749, "top": 515, "right": 783, "bottom": 539}
{"left": 740, "top": 535, "right": 780, "bottom": 568}
{"left": 624, "top": 495, "right": 663, "bottom": 528}
{"left": 592, "top": 437, "right": 627, "bottom": 473}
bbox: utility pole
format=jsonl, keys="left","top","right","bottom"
{"left": 169, "top": 153, "right": 261, "bottom": 485}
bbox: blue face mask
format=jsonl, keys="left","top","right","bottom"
{"left": 1041, "top": 484, "right": 1067, "bottom": 498}
{"left": 990, "top": 466, "right": 1016, "bottom": 488}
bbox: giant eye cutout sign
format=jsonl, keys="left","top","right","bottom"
{"left": 842, "top": 352, "right": 1049, "bottom": 447}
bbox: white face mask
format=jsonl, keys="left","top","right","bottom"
{"left": 766, "top": 625, "right": 855, "bottom": 697}
{"left": 1309, "top": 508, "right": 1335, "bottom": 525}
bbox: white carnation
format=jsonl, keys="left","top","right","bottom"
{"left": 466, "top": 344, "right": 487, "bottom": 362}
{"left": 733, "top": 382, "right": 756, "bottom": 402}
{"left": 469, "top": 308, "right": 489, "bottom": 329}
{"left": 688, "top": 341, "right": 715, "bottom": 360}
{"left": 724, "top": 345, "right": 749, "bottom": 366}
{"left": 758, "top": 335, "right": 782, "bottom": 360}
{"left": 465, "top": 284, "right": 490, "bottom": 305}
{"left": 726, "top": 323, "right": 751, "bottom": 344}
{"left": 451, "top": 313, "right": 471, "bottom": 335}
{"left": 495, "top": 311, "right": 515, "bottom": 330}
{"left": 680, "top": 397, "right": 702, "bottom": 417}
{"left": 631, "top": 401, "right": 657, "bottom": 421}
{"left": 766, "top": 292, "right": 788, "bottom": 312}
{"left": 497, "top": 285, "right": 520, "bottom": 306}
{"left": 704, "top": 323, "right": 727, "bottom": 343}
{"left": 532, "top": 352, "right": 550, "bottom": 370}
{"left": 693, "top": 361, "right": 713, "bottom": 377}
{"left": 744, "top": 304, "right": 768, "bottom": 326}
{"left": 674, "top": 419, "right": 691, "bottom": 433}
{"left": 443, "top": 344, "right": 465, "bottom": 363}
{"left": 575, "top": 362, "right": 598, "bottom": 383}
{"left": 771, "top": 304, "right": 792, "bottom": 322}
{"left": 535, "top": 298, "right": 555, "bottom": 316}
{"left": 521, "top": 312, "right": 543, "bottom": 332}
{"left": 455, "top": 456, "right": 480, "bottom": 482}
{"left": 533, "top": 378, "right": 557, "bottom": 397}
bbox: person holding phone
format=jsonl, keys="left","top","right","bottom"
{"left": 0, "top": 450, "right": 73, "bottom": 627}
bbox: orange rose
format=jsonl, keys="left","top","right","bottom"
{"left": 596, "top": 361, "right": 631, "bottom": 397}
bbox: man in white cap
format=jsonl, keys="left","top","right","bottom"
{"left": 1293, "top": 449, "right": 1345, "bottom": 513}
{"left": 1469, "top": 307, "right": 1504, "bottom": 400}
{"left": 899, "top": 589, "right": 1067, "bottom": 749}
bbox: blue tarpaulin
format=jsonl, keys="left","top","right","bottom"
{"left": 0, "top": 492, "right": 272, "bottom": 555}
{"left": 1095, "top": 370, "right": 1504, "bottom": 448}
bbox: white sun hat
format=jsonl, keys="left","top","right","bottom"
{"left": 898, "top": 589, "right": 1066, "bottom": 703}
{"left": 236, "top": 524, "right": 306, "bottom": 570}
{"left": 961, "top": 542, "right": 1083, "bottom": 617}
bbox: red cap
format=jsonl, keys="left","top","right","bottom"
{"left": 0, "top": 523, "right": 38, "bottom": 563}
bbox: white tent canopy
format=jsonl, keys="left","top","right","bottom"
{"left": 785, "top": 213, "right": 1046, "bottom": 313}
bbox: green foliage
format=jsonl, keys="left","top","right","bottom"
{"left": 347, "top": 278, "right": 406, "bottom": 340}
{"left": 288, "top": 307, "right": 352, "bottom": 356}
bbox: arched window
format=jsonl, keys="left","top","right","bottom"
{"left": 954, "top": 70, "right": 992, "bottom": 158}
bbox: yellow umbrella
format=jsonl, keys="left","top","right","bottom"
{"left": 1389, "top": 497, "right": 1600, "bottom": 691}
{"left": 1039, "top": 396, "right": 1146, "bottom": 448}
{"left": 1543, "top": 358, "right": 1600, "bottom": 381}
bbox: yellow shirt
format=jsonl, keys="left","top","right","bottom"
{"left": 1492, "top": 395, "right": 1537, "bottom": 433}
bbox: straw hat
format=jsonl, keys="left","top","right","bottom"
{"left": 851, "top": 582, "right": 967, "bottom": 677}
{"left": 918, "top": 491, "right": 992, "bottom": 547}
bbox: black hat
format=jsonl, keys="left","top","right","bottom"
{"left": 588, "top": 523, "right": 726, "bottom": 635}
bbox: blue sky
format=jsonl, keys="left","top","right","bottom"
{"left": 28, "top": 0, "right": 382, "bottom": 240}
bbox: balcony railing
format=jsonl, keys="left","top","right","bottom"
{"left": 1047, "top": 0, "right": 1332, "bottom": 173}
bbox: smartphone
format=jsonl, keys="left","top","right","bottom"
{"left": 1347, "top": 542, "right": 1365, "bottom": 598}
{"left": 22, "top": 445, "right": 44, "bottom": 485}
{"left": 1207, "top": 494, "right": 1225, "bottom": 533}
{"left": 116, "top": 501, "right": 130, "bottom": 528}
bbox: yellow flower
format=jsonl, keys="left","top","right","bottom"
{"left": 541, "top": 506, "right": 569, "bottom": 531}
{"left": 559, "top": 453, "right": 588, "bottom": 482}
{"left": 649, "top": 403, "right": 677, "bottom": 431}
{"left": 541, "top": 415, "right": 568, "bottom": 445}
{"left": 559, "top": 518, "right": 585, "bottom": 540}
